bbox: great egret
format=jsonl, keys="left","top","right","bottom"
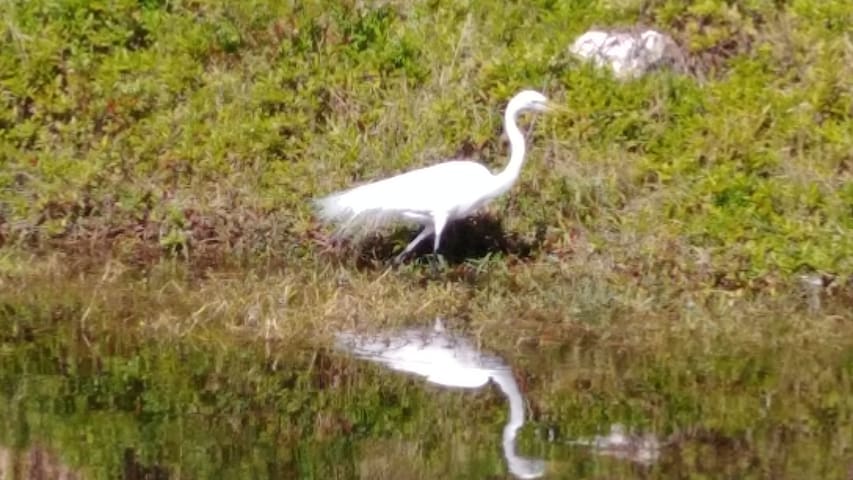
{"left": 315, "top": 90, "right": 553, "bottom": 262}
{"left": 336, "top": 318, "right": 547, "bottom": 479}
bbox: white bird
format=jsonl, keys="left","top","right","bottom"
{"left": 315, "top": 90, "right": 553, "bottom": 263}
{"left": 336, "top": 319, "right": 547, "bottom": 479}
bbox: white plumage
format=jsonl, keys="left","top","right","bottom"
{"left": 315, "top": 90, "right": 552, "bottom": 262}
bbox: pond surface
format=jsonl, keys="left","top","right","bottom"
{"left": 1, "top": 309, "right": 851, "bottom": 479}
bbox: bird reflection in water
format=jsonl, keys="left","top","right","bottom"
{"left": 335, "top": 318, "right": 546, "bottom": 479}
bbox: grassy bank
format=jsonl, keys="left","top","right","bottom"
{"left": 1, "top": 0, "right": 850, "bottom": 284}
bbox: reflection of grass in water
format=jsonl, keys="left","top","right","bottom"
{"left": 0, "top": 254, "right": 851, "bottom": 478}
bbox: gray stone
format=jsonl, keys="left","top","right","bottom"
{"left": 570, "top": 28, "right": 687, "bottom": 79}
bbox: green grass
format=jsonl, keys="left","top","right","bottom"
{"left": 0, "top": 0, "right": 850, "bottom": 281}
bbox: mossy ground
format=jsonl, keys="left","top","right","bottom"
{"left": 1, "top": 0, "right": 850, "bottom": 279}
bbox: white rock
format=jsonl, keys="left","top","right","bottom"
{"left": 570, "top": 28, "right": 685, "bottom": 79}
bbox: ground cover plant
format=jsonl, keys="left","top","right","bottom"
{"left": 0, "top": 0, "right": 849, "bottom": 280}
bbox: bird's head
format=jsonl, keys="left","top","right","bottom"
{"left": 508, "top": 90, "right": 557, "bottom": 115}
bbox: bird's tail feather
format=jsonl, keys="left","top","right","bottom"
{"left": 314, "top": 188, "right": 401, "bottom": 240}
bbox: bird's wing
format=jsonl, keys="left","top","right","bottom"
{"left": 315, "top": 160, "right": 491, "bottom": 236}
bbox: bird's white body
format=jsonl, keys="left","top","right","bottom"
{"left": 318, "top": 160, "right": 500, "bottom": 231}
{"left": 315, "top": 90, "right": 550, "bottom": 261}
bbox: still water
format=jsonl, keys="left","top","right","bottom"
{"left": 1, "top": 314, "right": 851, "bottom": 479}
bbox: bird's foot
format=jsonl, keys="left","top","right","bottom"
{"left": 436, "top": 253, "right": 447, "bottom": 268}
{"left": 429, "top": 253, "right": 447, "bottom": 273}
{"left": 392, "top": 250, "right": 409, "bottom": 266}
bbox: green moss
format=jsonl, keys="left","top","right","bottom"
{"left": 0, "top": 0, "right": 849, "bottom": 278}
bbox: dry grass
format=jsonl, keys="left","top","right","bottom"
{"left": 2, "top": 248, "right": 849, "bottom": 356}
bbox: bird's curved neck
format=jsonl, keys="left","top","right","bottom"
{"left": 493, "top": 106, "right": 527, "bottom": 195}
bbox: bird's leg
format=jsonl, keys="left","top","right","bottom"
{"left": 428, "top": 253, "right": 447, "bottom": 274}
{"left": 431, "top": 213, "right": 449, "bottom": 270}
{"left": 394, "top": 225, "right": 434, "bottom": 264}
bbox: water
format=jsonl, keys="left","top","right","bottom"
{"left": 1, "top": 312, "right": 851, "bottom": 479}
